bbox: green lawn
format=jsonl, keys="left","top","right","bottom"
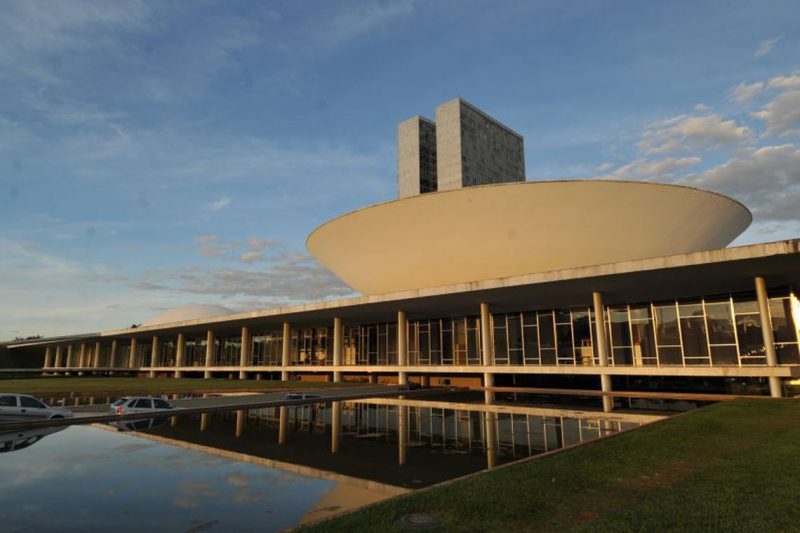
{"left": 304, "top": 399, "right": 800, "bottom": 532}
{"left": 0, "top": 377, "right": 361, "bottom": 395}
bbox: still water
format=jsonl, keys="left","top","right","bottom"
{"left": 0, "top": 397, "right": 659, "bottom": 531}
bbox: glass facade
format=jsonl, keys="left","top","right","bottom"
{"left": 91, "top": 289, "right": 800, "bottom": 370}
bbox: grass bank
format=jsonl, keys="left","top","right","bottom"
{"left": 0, "top": 377, "right": 360, "bottom": 395}
{"left": 305, "top": 398, "right": 800, "bottom": 532}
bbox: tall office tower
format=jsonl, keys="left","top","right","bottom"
{"left": 397, "top": 98, "right": 525, "bottom": 198}
{"left": 435, "top": 97, "right": 525, "bottom": 191}
{"left": 397, "top": 116, "right": 438, "bottom": 198}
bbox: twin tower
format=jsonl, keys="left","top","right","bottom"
{"left": 397, "top": 97, "right": 526, "bottom": 198}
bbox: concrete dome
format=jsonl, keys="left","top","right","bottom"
{"left": 142, "top": 304, "right": 234, "bottom": 326}
{"left": 307, "top": 180, "right": 751, "bottom": 295}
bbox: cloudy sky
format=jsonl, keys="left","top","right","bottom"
{"left": 1, "top": 0, "right": 799, "bottom": 339}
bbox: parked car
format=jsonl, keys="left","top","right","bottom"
{"left": 109, "top": 396, "right": 175, "bottom": 415}
{"left": 0, "top": 394, "right": 73, "bottom": 422}
{"left": 283, "top": 393, "right": 323, "bottom": 401}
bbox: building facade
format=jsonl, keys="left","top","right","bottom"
{"left": 397, "top": 98, "right": 524, "bottom": 198}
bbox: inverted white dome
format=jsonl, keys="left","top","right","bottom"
{"left": 142, "top": 304, "right": 234, "bottom": 326}
{"left": 307, "top": 180, "right": 751, "bottom": 295}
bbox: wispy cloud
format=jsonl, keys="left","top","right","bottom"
{"left": 638, "top": 114, "right": 752, "bottom": 154}
{"left": 754, "top": 35, "right": 781, "bottom": 57}
{"left": 209, "top": 196, "right": 231, "bottom": 211}
{"left": 728, "top": 81, "right": 764, "bottom": 103}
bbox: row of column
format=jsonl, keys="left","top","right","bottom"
{"left": 41, "top": 275, "right": 784, "bottom": 400}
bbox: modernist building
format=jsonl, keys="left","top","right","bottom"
{"left": 397, "top": 98, "right": 525, "bottom": 198}
{"left": 9, "top": 99, "right": 800, "bottom": 408}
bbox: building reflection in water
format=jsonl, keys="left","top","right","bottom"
{"left": 122, "top": 398, "right": 657, "bottom": 489}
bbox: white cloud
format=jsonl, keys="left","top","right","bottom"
{"left": 319, "top": 0, "right": 415, "bottom": 47}
{"left": 193, "top": 234, "right": 236, "bottom": 258}
{"left": 597, "top": 156, "right": 701, "bottom": 181}
{"left": 638, "top": 114, "right": 752, "bottom": 154}
{"left": 754, "top": 36, "right": 781, "bottom": 57}
{"left": 209, "top": 196, "right": 231, "bottom": 211}
{"left": 752, "top": 90, "right": 800, "bottom": 137}
{"left": 767, "top": 73, "right": 800, "bottom": 90}
{"left": 248, "top": 237, "right": 279, "bottom": 251}
{"left": 239, "top": 251, "right": 264, "bottom": 264}
{"left": 728, "top": 81, "right": 765, "bottom": 103}
{"left": 694, "top": 103, "right": 710, "bottom": 111}
{"left": 680, "top": 144, "right": 800, "bottom": 221}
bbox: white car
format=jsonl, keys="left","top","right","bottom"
{"left": 0, "top": 394, "right": 73, "bottom": 421}
{"left": 109, "top": 396, "right": 176, "bottom": 415}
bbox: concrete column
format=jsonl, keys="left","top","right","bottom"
{"left": 109, "top": 340, "right": 118, "bottom": 369}
{"left": 174, "top": 333, "right": 185, "bottom": 378}
{"left": 94, "top": 341, "right": 102, "bottom": 369}
{"left": 128, "top": 338, "right": 137, "bottom": 369}
{"left": 239, "top": 326, "right": 250, "bottom": 380}
{"left": 397, "top": 310, "right": 408, "bottom": 386}
{"left": 593, "top": 292, "right": 614, "bottom": 412}
{"left": 281, "top": 322, "right": 291, "bottom": 381}
{"left": 149, "top": 336, "right": 159, "bottom": 378}
{"left": 755, "top": 276, "right": 783, "bottom": 398}
{"left": 78, "top": 343, "right": 86, "bottom": 369}
{"left": 278, "top": 406, "right": 288, "bottom": 444}
{"left": 44, "top": 347, "right": 52, "bottom": 369}
{"left": 480, "top": 303, "right": 494, "bottom": 403}
{"left": 235, "top": 410, "right": 245, "bottom": 438}
{"left": 484, "top": 411, "right": 497, "bottom": 469}
{"left": 331, "top": 401, "right": 341, "bottom": 453}
{"left": 369, "top": 374, "right": 378, "bottom": 384}
{"left": 398, "top": 404, "right": 408, "bottom": 465}
{"left": 66, "top": 344, "right": 74, "bottom": 369}
{"left": 421, "top": 375, "right": 431, "bottom": 388}
{"left": 333, "top": 317, "right": 343, "bottom": 382}
{"left": 54, "top": 346, "right": 63, "bottom": 368}
{"left": 204, "top": 330, "right": 214, "bottom": 379}
{"left": 200, "top": 412, "right": 209, "bottom": 431}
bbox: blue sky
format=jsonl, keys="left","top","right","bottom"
{"left": 2, "top": 0, "right": 799, "bottom": 339}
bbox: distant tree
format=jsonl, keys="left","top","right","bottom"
{"left": 130, "top": 324, "right": 141, "bottom": 329}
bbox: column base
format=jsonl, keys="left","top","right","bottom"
{"left": 769, "top": 376, "right": 783, "bottom": 398}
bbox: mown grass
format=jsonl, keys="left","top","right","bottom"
{"left": 304, "top": 399, "right": 800, "bottom": 532}
{"left": 0, "top": 377, "right": 360, "bottom": 395}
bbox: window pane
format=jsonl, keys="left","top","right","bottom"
{"left": 613, "top": 347, "right": 632, "bottom": 365}
{"left": 776, "top": 343, "right": 800, "bottom": 365}
{"left": 493, "top": 324, "right": 508, "bottom": 364}
{"left": 770, "top": 299, "right": 797, "bottom": 343}
{"left": 538, "top": 314, "right": 555, "bottom": 349}
{"left": 654, "top": 306, "right": 680, "bottom": 345}
{"left": 680, "top": 317, "right": 708, "bottom": 357}
{"left": 609, "top": 309, "right": 630, "bottom": 347}
{"left": 736, "top": 315, "right": 765, "bottom": 358}
{"left": 658, "top": 346, "right": 682, "bottom": 365}
{"left": 507, "top": 315, "right": 522, "bottom": 351}
{"left": 20, "top": 397, "right": 44, "bottom": 408}
{"left": 706, "top": 302, "right": 735, "bottom": 344}
{"left": 631, "top": 322, "right": 656, "bottom": 363}
{"left": 733, "top": 298, "right": 759, "bottom": 314}
{"left": 629, "top": 305, "right": 651, "bottom": 321}
{"left": 556, "top": 324, "right": 573, "bottom": 358}
{"left": 523, "top": 326, "right": 539, "bottom": 363}
{"left": 710, "top": 345, "right": 738, "bottom": 365}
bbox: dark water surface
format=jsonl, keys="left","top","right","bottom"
{"left": 0, "top": 397, "right": 658, "bottom": 531}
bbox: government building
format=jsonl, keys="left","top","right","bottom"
{"left": 9, "top": 98, "right": 800, "bottom": 408}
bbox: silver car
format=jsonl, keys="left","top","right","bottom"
{"left": 109, "top": 396, "right": 175, "bottom": 415}
{"left": 0, "top": 393, "right": 73, "bottom": 421}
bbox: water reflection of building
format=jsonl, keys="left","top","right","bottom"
{"left": 123, "top": 399, "right": 654, "bottom": 489}
{"left": 10, "top": 98, "right": 800, "bottom": 402}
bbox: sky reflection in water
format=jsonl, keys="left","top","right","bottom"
{"left": 0, "top": 425, "right": 333, "bottom": 532}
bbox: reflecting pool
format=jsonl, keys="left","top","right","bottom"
{"left": 0, "top": 397, "right": 661, "bottom": 531}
